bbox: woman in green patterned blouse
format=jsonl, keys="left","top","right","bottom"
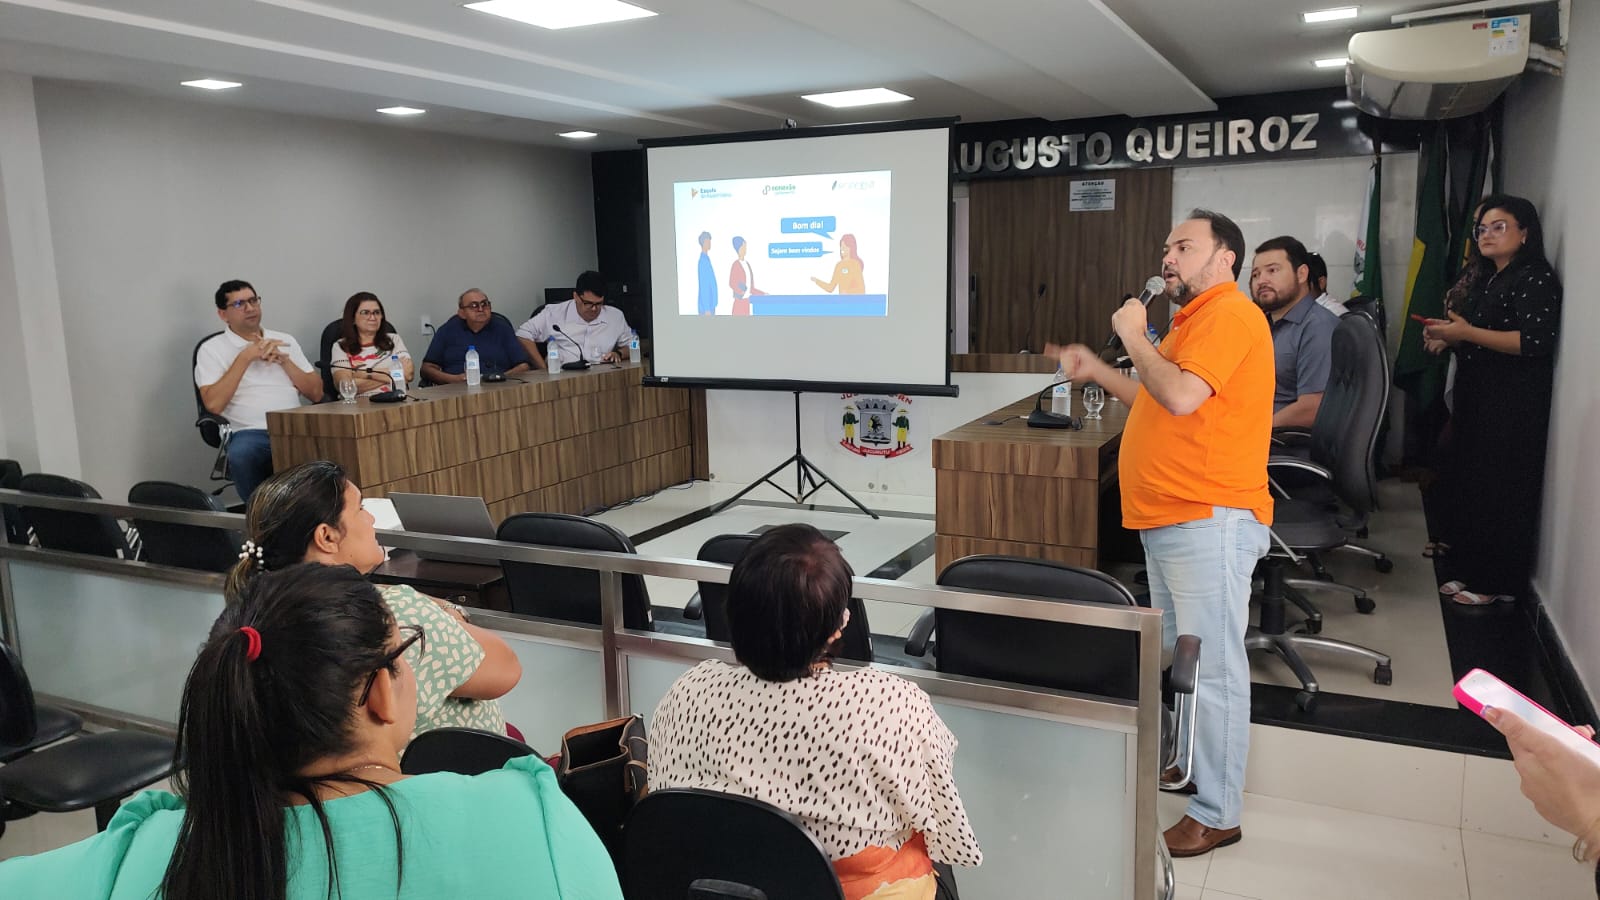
{"left": 228, "top": 461, "right": 521, "bottom": 737}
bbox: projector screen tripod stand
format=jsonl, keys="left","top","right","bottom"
{"left": 710, "top": 391, "right": 879, "bottom": 519}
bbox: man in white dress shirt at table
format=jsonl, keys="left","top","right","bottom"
{"left": 516, "top": 271, "right": 634, "bottom": 369}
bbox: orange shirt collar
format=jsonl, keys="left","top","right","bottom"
{"left": 1171, "top": 281, "right": 1239, "bottom": 327}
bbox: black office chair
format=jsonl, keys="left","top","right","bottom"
{"left": 1249, "top": 312, "right": 1394, "bottom": 712}
{"left": 192, "top": 331, "right": 232, "bottom": 492}
{"left": 496, "top": 512, "right": 700, "bottom": 636}
{"left": 0, "top": 639, "right": 177, "bottom": 837}
{"left": 17, "top": 473, "right": 138, "bottom": 560}
{"left": 905, "top": 554, "right": 1198, "bottom": 900}
{"left": 127, "top": 481, "right": 240, "bottom": 572}
{"left": 0, "top": 458, "right": 29, "bottom": 546}
{"left": 401, "top": 727, "right": 537, "bottom": 776}
{"left": 317, "top": 317, "right": 399, "bottom": 402}
{"left": 623, "top": 788, "right": 846, "bottom": 900}
{"left": 0, "top": 639, "right": 82, "bottom": 765}
{"left": 682, "top": 533, "right": 921, "bottom": 667}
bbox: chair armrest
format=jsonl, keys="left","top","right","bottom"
{"left": 684, "top": 591, "right": 703, "bottom": 620}
{"left": 1161, "top": 634, "right": 1202, "bottom": 791}
{"left": 1267, "top": 456, "right": 1332, "bottom": 481}
{"left": 1170, "top": 634, "right": 1200, "bottom": 695}
{"left": 1271, "top": 427, "right": 1312, "bottom": 447}
{"left": 904, "top": 609, "right": 935, "bottom": 657}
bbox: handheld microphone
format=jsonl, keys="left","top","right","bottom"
{"left": 1026, "top": 381, "right": 1083, "bottom": 430}
{"left": 550, "top": 325, "right": 591, "bottom": 371}
{"left": 1103, "top": 276, "right": 1167, "bottom": 352}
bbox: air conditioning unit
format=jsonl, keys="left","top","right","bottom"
{"left": 1347, "top": 15, "right": 1529, "bottom": 119}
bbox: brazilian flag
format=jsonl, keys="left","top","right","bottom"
{"left": 1393, "top": 128, "right": 1450, "bottom": 406}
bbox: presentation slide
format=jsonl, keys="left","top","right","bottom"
{"left": 646, "top": 124, "right": 952, "bottom": 392}
{"left": 672, "top": 171, "right": 891, "bottom": 318}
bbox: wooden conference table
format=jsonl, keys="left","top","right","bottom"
{"left": 932, "top": 390, "right": 1130, "bottom": 571}
{"left": 266, "top": 361, "right": 702, "bottom": 523}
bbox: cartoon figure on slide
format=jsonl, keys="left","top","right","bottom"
{"left": 811, "top": 233, "right": 866, "bottom": 295}
{"left": 894, "top": 408, "right": 910, "bottom": 449}
{"left": 696, "top": 231, "right": 716, "bottom": 315}
{"left": 842, "top": 405, "right": 859, "bottom": 445}
{"left": 728, "top": 236, "right": 766, "bottom": 316}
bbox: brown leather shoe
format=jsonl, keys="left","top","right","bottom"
{"left": 1160, "top": 767, "right": 1197, "bottom": 795}
{"left": 1163, "top": 815, "right": 1241, "bottom": 858}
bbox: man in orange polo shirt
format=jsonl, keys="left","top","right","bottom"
{"left": 1049, "top": 209, "right": 1274, "bottom": 857}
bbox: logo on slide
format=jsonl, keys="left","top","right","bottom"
{"left": 761, "top": 183, "right": 796, "bottom": 196}
{"left": 837, "top": 395, "right": 915, "bottom": 459}
{"left": 832, "top": 178, "right": 877, "bottom": 191}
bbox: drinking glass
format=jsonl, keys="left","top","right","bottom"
{"left": 338, "top": 378, "right": 359, "bottom": 404}
{"left": 1083, "top": 384, "right": 1105, "bottom": 420}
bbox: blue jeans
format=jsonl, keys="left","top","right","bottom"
{"left": 225, "top": 428, "right": 274, "bottom": 505}
{"left": 1140, "top": 506, "right": 1269, "bottom": 830}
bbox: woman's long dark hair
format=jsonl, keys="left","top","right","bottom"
{"left": 162, "top": 563, "right": 405, "bottom": 900}
{"left": 226, "top": 461, "right": 349, "bottom": 601}
{"left": 339, "top": 291, "right": 394, "bottom": 357}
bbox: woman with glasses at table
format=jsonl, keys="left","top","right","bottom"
{"left": 229, "top": 460, "right": 521, "bottom": 737}
{"left": 330, "top": 292, "right": 413, "bottom": 397}
{"left": 1421, "top": 195, "right": 1564, "bottom": 606}
{"left": 0, "top": 564, "right": 622, "bottom": 900}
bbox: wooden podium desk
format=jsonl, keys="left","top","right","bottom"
{"left": 931, "top": 392, "right": 1129, "bottom": 571}
{"left": 267, "top": 362, "right": 701, "bottom": 522}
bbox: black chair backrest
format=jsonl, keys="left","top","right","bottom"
{"left": 935, "top": 555, "right": 1141, "bottom": 700}
{"left": 0, "top": 459, "right": 27, "bottom": 546}
{"left": 318, "top": 317, "right": 399, "bottom": 401}
{"left": 496, "top": 513, "right": 654, "bottom": 630}
{"left": 18, "top": 473, "right": 133, "bottom": 560}
{"left": 695, "top": 533, "right": 873, "bottom": 663}
{"left": 127, "top": 481, "right": 239, "bottom": 572}
{"left": 1307, "top": 312, "right": 1388, "bottom": 514}
{"left": 623, "top": 789, "right": 846, "bottom": 900}
{"left": 193, "top": 331, "right": 228, "bottom": 448}
{"left": 0, "top": 638, "right": 40, "bottom": 748}
{"left": 400, "top": 727, "right": 536, "bottom": 776}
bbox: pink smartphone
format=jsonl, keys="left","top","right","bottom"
{"left": 1454, "top": 668, "right": 1600, "bottom": 764}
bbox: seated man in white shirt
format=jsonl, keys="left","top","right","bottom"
{"left": 1305, "top": 252, "right": 1350, "bottom": 317}
{"left": 516, "top": 271, "right": 633, "bottom": 370}
{"left": 194, "top": 280, "right": 322, "bottom": 504}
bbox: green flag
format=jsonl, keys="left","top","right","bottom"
{"left": 1393, "top": 128, "right": 1450, "bottom": 405}
{"left": 1353, "top": 157, "right": 1382, "bottom": 302}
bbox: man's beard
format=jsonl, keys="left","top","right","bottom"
{"left": 1253, "top": 288, "right": 1295, "bottom": 313}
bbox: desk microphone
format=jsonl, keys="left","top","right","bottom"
{"left": 549, "top": 325, "right": 591, "bottom": 371}
{"left": 326, "top": 361, "right": 409, "bottom": 403}
{"left": 1026, "top": 381, "right": 1082, "bottom": 430}
{"left": 1103, "top": 276, "right": 1167, "bottom": 353}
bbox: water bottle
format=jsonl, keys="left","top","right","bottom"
{"left": 1146, "top": 324, "right": 1161, "bottom": 348}
{"left": 387, "top": 354, "right": 406, "bottom": 397}
{"left": 547, "top": 338, "right": 561, "bottom": 370}
{"left": 464, "top": 345, "right": 481, "bottom": 387}
{"left": 1051, "top": 365, "right": 1072, "bottom": 414}
{"left": 628, "top": 330, "right": 640, "bottom": 359}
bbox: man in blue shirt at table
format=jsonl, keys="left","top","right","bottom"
{"left": 420, "top": 288, "right": 533, "bottom": 384}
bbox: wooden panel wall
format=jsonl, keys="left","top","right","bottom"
{"left": 269, "top": 367, "right": 697, "bottom": 522}
{"left": 967, "top": 168, "right": 1173, "bottom": 353}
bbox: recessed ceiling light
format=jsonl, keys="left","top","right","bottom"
{"left": 801, "top": 88, "right": 914, "bottom": 109}
{"left": 1313, "top": 56, "right": 1351, "bottom": 68}
{"left": 1302, "top": 7, "right": 1358, "bottom": 24}
{"left": 558, "top": 131, "right": 599, "bottom": 139}
{"left": 377, "top": 106, "right": 426, "bottom": 116}
{"left": 181, "top": 79, "right": 242, "bottom": 91}
{"left": 465, "top": 0, "right": 656, "bottom": 30}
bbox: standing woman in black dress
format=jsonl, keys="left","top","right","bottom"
{"left": 1423, "top": 195, "right": 1563, "bottom": 605}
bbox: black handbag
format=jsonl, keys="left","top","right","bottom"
{"left": 555, "top": 714, "right": 648, "bottom": 860}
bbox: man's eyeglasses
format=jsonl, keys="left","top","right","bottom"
{"left": 356, "top": 309, "right": 384, "bottom": 318}
{"left": 228, "top": 296, "right": 262, "bottom": 310}
{"left": 460, "top": 300, "right": 492, "bottom": 311}
{"left": 1474, "top": 220, "right": 1512, "bottom": 239}
{"left": 358, "top": 624, "right": 425, "bottom": 705}
{"left": 577, "top": 298, "right": 605, "bottom": 310}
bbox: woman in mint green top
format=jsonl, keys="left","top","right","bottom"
{"left": 0, "top": 564, "right": 620, "bottom": 900}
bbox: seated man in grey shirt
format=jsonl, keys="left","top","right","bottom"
{"left": 1249, "top": 236, "right": 1341, "bottom": 429}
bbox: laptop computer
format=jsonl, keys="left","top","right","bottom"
{"left": 388, "top": 492, "right": 498, "bottom": 565}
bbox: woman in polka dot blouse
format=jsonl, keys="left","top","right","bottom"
{"left": 1422, "top": 194, "right": 1563, "bottom": 605}
{"left": 650, "top": 524, "right": 982, "bottom": 900}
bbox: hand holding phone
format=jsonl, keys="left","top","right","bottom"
{"left": 1410, "top": 314, "right": 1431, "bottom": 325}
{"left": 1455, "top": 669, "right": 1600, "bottom": 765}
